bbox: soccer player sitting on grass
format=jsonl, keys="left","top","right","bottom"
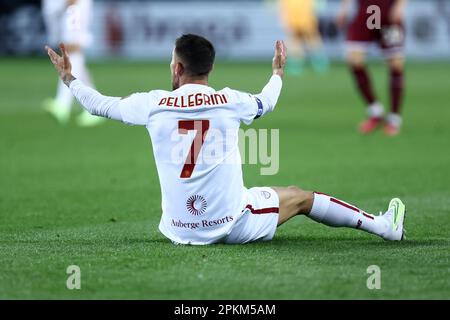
{"left": 46, "top": 34, "right": 406, "bottom": 245}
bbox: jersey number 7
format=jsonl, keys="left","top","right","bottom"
{"left": 178, "top": 120, "right": 210, "bottom": 178}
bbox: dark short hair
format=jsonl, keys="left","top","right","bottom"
{"left": 175, "top": 34, "right": 215, "bottom": 77}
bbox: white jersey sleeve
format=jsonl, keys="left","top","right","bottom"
{"left": 69, "top": 79, "right": 158, "bottom": 126}
{"left": 118, "top": 92, "right": 156, "bottom": 126}
{"left": 228, "top": 75, "right": 283, "bottom": 125}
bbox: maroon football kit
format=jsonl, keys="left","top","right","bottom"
{"left": 347, "top": 0, "right": 405, "bottom": 55}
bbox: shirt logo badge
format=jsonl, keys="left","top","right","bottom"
{"left": 261, "top": 191, "right": 271, "bottom": 199}
{"left": 186, "top": 195, "right": 207, "bottom": 216}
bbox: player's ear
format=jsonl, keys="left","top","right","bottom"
{"left": 175, "top": 62, "right": 184, "bottom": 77}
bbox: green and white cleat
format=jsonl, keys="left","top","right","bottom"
{"left": 42, "top": 98, "right": 71, "bottom": 125}
{"left": 382, "top": 198, "right": 406, "bottom": 241}
{"left": 75, "top": 111, "right": 106, "bottom": 127}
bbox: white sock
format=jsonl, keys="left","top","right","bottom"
{"left": 386, "top": 113, "right": 402, "bottom": 128}
{"left": 367, "top": 102, "right": 384, "bottom": 118}
{"left": 308, "top": 192, "right": 388, "bottom": 238}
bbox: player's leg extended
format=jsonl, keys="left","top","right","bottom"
{"left": 346, "top": 48, "right": 384, "bottom": 134}
{"left": 273, "top": 186, "right": 314, "bottom": 226}
{"left": 273, "top": 187, "right": 405, "bottom": 241}
{"left": 384, "top": 54, "right": 405, "bottom": 136}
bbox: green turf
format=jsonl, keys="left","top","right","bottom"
{"left": 0, "top": 58, "right": 449, "bottom": 299}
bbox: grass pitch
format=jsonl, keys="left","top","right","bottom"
{"left": 0, "top": 58, "right": 449, "bottom": 299}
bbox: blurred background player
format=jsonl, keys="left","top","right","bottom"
{"left": 42, "top": 0, "right": 104, "bottom": 126}
{"left": 336, "top": 0, "right": 407, "bottom": 136}
{"left": 278, "top": 0, "right": 329, "bottom": 75}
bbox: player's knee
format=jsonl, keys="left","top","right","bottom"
{"left": 287, "top": 186, "right": 313, "bottom": 215}
{"left": 388, "top": 57, "right": 404, "bottom": 72}
{"left": 346, "top": 51, "right": 365, "bottom": 68}
{"left": 347, "top": 58, "right": 365, "bottom": 69}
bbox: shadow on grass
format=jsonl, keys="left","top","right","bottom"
{"left": 5, "top": 232, "right": 449, "bottom": 252}
{"left": 242, "top": 235, "right": 450, "bottom": 251}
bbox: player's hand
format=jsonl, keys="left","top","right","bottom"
{"left": 272, "top": 40, "right": 286, "bottom": 78}
{"left": 46, "top": 43, "right": 75, "bottom": 87}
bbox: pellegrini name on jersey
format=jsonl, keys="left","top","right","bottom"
{"left": 158, "top": 93, "right": 228, "bottom": 108}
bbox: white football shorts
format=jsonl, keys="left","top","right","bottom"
{"left": 224, "top": 187, "right": 280, "bottom": 244}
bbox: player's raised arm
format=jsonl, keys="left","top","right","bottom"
{"left": 251, "top": 40, "right": 286, "bottom": 118}
{"left": 46, "top": 43, "right": 125, "bottom": 122}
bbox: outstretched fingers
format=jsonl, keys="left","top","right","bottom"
{"left": 45, "top": 43, "right": 74, "bottom": 86}
{"left": 45, "top": 46, "right": 61, "bottom": 65}
{"left": 278, "top": 41, "right": 286, "bottom": 62}
{"left": 59, "top": 43, "right": 70, "bottom": 66}
{"left": 273, "top": 40, "right": 286, "bottom": 69}
{"left": 275, "top": 40, "right": 281, "bottom": 55}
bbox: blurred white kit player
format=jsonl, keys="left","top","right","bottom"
{"left": 42, "top": 0, "right": 104, "bottom": 126}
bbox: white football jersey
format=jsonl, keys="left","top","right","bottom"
{"left": 118, "top": 80, "right": 277, "bottom": 244}
{"left": 42, "top": 0, "right": 67, "bottom": 16}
